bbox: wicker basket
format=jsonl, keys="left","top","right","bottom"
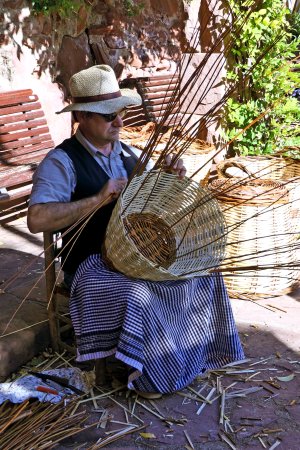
{"left": 120, "top": 125, "right": 215, "bottom": 185}
{"left": 217, "top": 156, "right": 300, "bottom": 226}
{"left": 208, "top": 178, "right": 298, "bottom": 298}
{"left": 216, "top": 156, "right": 286, "bottom": 180}
{"left": 104, "top": 171, "right": 227, "bottom": 281}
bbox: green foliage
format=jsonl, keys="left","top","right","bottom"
{"left": 122, "top": 0, "right": 144, "bottom": 17}
{"left": 31, "top": 0, "right": 82, "bottom": 17}
{"left": 223, "top": 0, "right": 300, "bottom": 156}
{"left": 288, "top": 12, "right": 300, "bottom": 39}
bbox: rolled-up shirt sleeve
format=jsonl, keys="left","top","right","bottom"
{"left": 29, "top": 148, "right": 76, "bottom": 206}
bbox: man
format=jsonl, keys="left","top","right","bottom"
{"left": 28, "top": 65, "right": 244, "bottom": 398}
{"left": 28, "top": 65, "right": 184, "bottom": 288}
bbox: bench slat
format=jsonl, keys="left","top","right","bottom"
{"left": 0, "top": 101, "right": 43, "bottom": 116}
{"left": 0, "top": 126, "right": 51, "bottom": 144}
{"left": 0, "top": 154, "right": 44, "bottom": 170}
{"left": 0, "top": 206, "right": 28, "bottom": 223}
{"left": 0, "top": 166, "right": 35, "bottom": 188}
{"left": 139, "top": 80, "right": 178, "bottom": 89}
{"left": 0, "top": 118, "right": 48, "bottom": 133}
{"left": 0, "top": 89, "right": 33, "bottom": 98}
{"left": 136, "top": 75, "right": 179, "bottom": 83}
{"left": 143, "top": 92, "right": 173, "bottom": 101}
{"left": 0, "top": 93, "right": 38, "bottom": 107}
{"left": 1, "top": 148, "right": 50, "bottom": 166}
{"left": 146, "top": 104, "right": 180, "bottom": 113}
{"left": 0, "top": 133, "right": 53, "bottom": 151}
{"left": 0, "top": 188, "right": 31, "bottom": 207}
{"left": 0, "top": 141, "right": 53, "bottom": 159}
{"left": 0, "top": 110, "right": 45, "bottom": 125}
{"left": 141, "top": 85, "right": 178, "bottom": 95}
{"left": 144, "top": 97, "right": 178, "bottom": 107}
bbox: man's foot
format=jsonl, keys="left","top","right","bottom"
{"left": 134, "top": 390, "right": 162, "bottom": 399}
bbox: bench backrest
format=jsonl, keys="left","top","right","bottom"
{"left": 120, "top": 74, "right": 182, "bottom": 127}
{"left": 0, "top": 89, "right": 54, "bottom": 223}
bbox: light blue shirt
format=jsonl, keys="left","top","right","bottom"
{"left": 29, "top": 129, "right": 153, "bottom": 206}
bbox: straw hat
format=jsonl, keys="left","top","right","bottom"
{"left": 57, "top": 65, "right": 142, "bottom": 114}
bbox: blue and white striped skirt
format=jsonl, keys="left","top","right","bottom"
{"left": 70, "top": 254, "right": 244, "bottom": 393}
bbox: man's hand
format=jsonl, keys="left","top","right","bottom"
{"left": 164, "top": 154, "right": 187, "bottom": 179}
{"left": 97, "top": 177, "right": 128, "bottom": 206}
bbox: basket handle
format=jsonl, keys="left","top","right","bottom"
{"left": 219, "top": 160, "right": 257, "bottom": 179}
{"left": 273, "top": 146, "right": 298, "bottom": 156}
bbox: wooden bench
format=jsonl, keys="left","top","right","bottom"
{"left": 0, "top": 90, "right": 74, "bottom": 354}
{"left": 120, "top": 74, "right": 182, "bottom": 127}
{"left": 0, "top": 89, "right": 54, "bottom": 224}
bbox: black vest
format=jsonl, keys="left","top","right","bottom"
{"left": 57, "top": 135, "right": 138, "bottom": 274}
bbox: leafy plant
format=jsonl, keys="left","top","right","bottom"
{"left": 122, "top": 0, "right": 144, "bottom": 17}
{"left": 288, "top": 11, "right": 300, "bottom": 39}
{"left": 31, "top": 0, "right": 82, "bottom": 17}
{"left": 223, "top": 0, "right": 300, "bottom": 156}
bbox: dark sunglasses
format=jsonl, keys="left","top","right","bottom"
{"left": 95, "top": 109, "right": 127, "bottom": 122}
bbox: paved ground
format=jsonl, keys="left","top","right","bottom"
{"left": 0, "top": 218, "right": 299, "bottom": 449}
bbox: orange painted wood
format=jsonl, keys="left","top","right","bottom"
{"left": 0, "top": 126, "right": 50, "bottom": 143}
{"left": 0, "top": 101, "right": 42, "bottom": 116}
{"left": 0, "top": 110, "right": 44, "bottom": 125}
{"left": 0, "top": 93, "right": 38, "bottom": 107}
{"left": 141, "top": 82, "right": 178, "bottom": 91}
{"left": 0, "top": 133, "right": 53, "bottom": 151}
{"left": 0, "top": 168, "right": 35, "bottom": 188}
{"left": 0, "top": 118, "right": 48, "bottom": 133}
{"left": 0, "top": 141, "right": 53, "bottom": 159}
{"left": 143, "top": 92, "right": 173, "bottom": 100}
{"left": 146, "top": 103, "right": 180, "bottom": 113}
{"left": 136, "top": 75, "right": 179, "bottom": 83}
{"left": 0, "top": 89, "right": 33, "bottom": 98}
{"left": 3, "top": 148, "right": 50, "bottom": 165}
{"left": 144, "top": 97, "right": 176, "bottom": 106}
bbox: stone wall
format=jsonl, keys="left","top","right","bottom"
{"left": 0, "top": 0, "right": 225, "bottom": 146}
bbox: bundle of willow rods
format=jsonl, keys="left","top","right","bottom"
{"left": 120, "top": 124, "right": 215, "bottom": 184}
{"left": 0, "top": 399, "right": 93, "bottom": 449}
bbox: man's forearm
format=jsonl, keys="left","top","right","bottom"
{"left": 27, "top": 195, "right": 101, "bottom": 233}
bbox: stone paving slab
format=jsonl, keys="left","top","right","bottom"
{"left": 0, "top": 244, "right": 49, "bottom": 379}
{"left": 0, "top": 292, "right": 49, "bottom": 378}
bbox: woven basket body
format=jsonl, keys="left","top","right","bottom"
{"left": 281, "top": 158, "right": 300, "bottom": 222}
{"left": 120, "top": 125, "right": 215, "bottom": 184}
{"left": 209, "top": 178, "right": 298, "bottom": 297}
{"left": 282, "top": 157, "right": 300, "bottom": 179}
{"left": 104, "top": 171, "right": 227, "bottom": 281}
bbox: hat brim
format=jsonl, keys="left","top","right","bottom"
{"left": 56, "top": 88, "right": 142, "bottom": 114}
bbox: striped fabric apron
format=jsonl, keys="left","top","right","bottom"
{"left": 70, "top": 254, "right": 244, "bottom": 393}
